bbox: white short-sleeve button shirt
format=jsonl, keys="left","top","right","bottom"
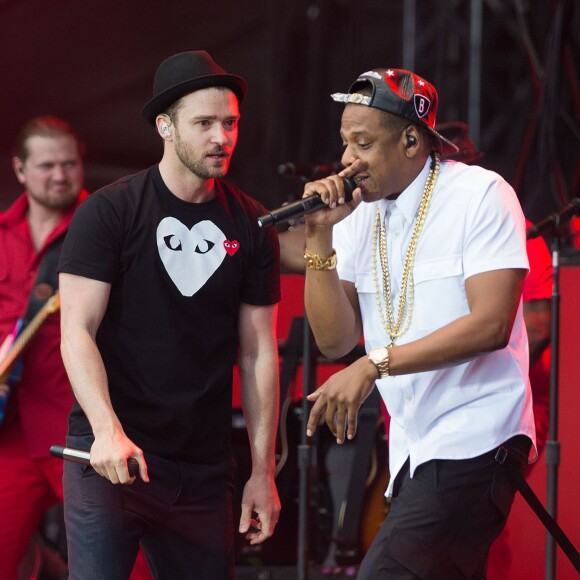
{"left": 333, "top": 158, "right": 536, "bottom": 496}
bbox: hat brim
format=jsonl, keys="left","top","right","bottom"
{"left": 428, "top": 127, "right": 460, "bottom": 155}
{"left": 142, "top": 73, "right": 247, "bottom": 126}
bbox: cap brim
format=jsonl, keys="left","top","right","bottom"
{"left": 429, "top": 128, "right": 460, "bottom": 155}
{"left": 142, "top": 73, "right": 247, "bottom": 126}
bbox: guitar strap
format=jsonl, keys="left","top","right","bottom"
{"left": 23, "top": 233, "right": 65, "bottom": 324}
{"left": 0, "top": 233, "right": 66, "bottom": 424}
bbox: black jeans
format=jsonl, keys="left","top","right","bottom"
{"left": 63, "top": 435, "right": 235, "bottom": 580}
{"left": 357, "top": 436, "right": 531, "bottom": 580}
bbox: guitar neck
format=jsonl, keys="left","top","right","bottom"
{"left": 0, "top": 293, "right": 60, "bottom": 381}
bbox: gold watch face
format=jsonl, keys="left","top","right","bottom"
{"left": 370, "top": 347, "right": 388, "bottom": 365}
{"left": 369, "top": 347, "right": 389, "bottom": 378}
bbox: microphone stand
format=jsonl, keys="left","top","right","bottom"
{"left": 297, "top": 315, "right": 316, "bottom": 580}
{"left": 544, "top": 223, "right": 561, "bottom": 580}
{"left": 527, "top": 203, "right": 580, "bottom": 578}
{"left": 276, "top": 173, "right": 345, "bottom": 579}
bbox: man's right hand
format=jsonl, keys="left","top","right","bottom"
{"left": 302, "top": 160, "right": 366, "bottom": 229}
{"left": 90, "top": 430, "right": 149, "bottom": 485}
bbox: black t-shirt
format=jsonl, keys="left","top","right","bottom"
{"left": 58, "top": 166, "right": 280, "bottom": 462}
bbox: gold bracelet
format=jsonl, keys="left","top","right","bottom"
{"left": 304, "top": 249, "right": 337, "bottom": 271}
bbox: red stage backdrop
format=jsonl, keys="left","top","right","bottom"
{"left": 508, "top": 263, "right": 580, "bottom": 579}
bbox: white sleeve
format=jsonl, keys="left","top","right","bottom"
{"left": 463, "top": 177, "right": 529, "bottom": 279}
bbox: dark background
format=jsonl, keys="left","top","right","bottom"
{"left": 0, "top": 0, "right": 578, "bottom": 226}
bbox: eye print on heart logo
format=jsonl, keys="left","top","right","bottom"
{"left": 156, "top": 217, "right": 240, "bottom": 297}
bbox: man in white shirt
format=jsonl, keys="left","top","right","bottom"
{"left": 301, "top": 68, "right": 536, "bottom": 579}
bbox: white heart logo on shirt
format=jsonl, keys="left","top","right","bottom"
{"left": 156, "top": 217, "right": 227, "bottom": 296}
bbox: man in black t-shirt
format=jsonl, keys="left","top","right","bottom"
{"left": 58, "top": 51, "right": 281, "bottom": 580}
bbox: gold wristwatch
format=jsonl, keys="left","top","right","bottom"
{"left": 368, "top": 347, "right": 390, "bottom": 378}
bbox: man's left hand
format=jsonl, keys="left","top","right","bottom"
{"left": 239, "top": 472, "right": 280, "bottom": 545}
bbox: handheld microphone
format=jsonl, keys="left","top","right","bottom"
{"left": 526, "top": 198, "right": 580, "bottom": 240}
{"left": 50, "top": 445, "right": 140, "bottom": 478}
{"left": 277, "top": 161, "right": 343, "bottom": 180}
{"left": 257, "top": 177, "right": 358, "bottom": 228}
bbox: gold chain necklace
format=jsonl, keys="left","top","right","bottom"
{"left": 371, "top": 153, "right": 440, "bottom": 346}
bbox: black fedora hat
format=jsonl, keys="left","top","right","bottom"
{"left": 142, "top": 51, "right": 248, "bottom": 126}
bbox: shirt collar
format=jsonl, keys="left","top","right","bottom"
{"left": 0, "top": 189, "right": 89, "bottom": 244}
{"left": 377, "top": 156, "right": 433, "bottom": 225}
{"left": 0, "top": 192, "right": 29, "bottom": 228}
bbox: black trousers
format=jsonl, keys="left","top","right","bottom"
{"left": 357, "top": 436, "right": 530, "bottom": 580}
{"left": 64, "top": 435, "right": 236, "bottom": 580}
